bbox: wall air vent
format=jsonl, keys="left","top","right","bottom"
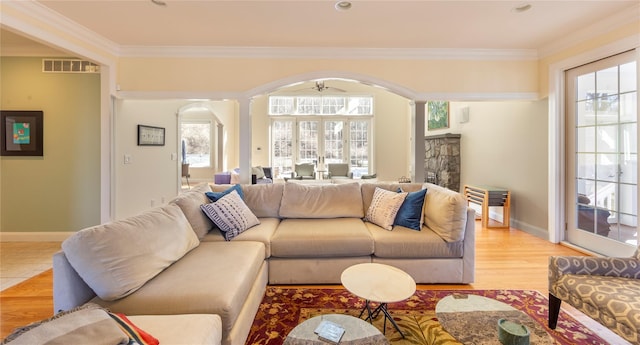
{"left": 42, "top": 59, "right": 100, "bottom": 73}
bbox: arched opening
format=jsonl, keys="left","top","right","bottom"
{"left": 177, "top": 102, "right": 226, "bottom": 190}
{"left": 239, "top": 73, "right": 423, "bottom": 183}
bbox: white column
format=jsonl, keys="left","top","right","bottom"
{"left": 412, "top": 101, "right": 426, "bottom": 184}
{"left": 238, "top": 97, "right": 252, "bottom": 184}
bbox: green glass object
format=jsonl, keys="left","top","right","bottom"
{"left": 497, "top": 319, "right": 530, "bottom": 345}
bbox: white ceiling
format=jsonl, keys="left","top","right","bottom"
{"left": 1, "top": 1, "right": 638, "bottom": 57}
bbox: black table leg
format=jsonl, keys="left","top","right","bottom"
{"left": 357, "top": 300, "right": 405, "bottom": 338}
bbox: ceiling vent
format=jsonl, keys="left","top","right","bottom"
{"left": 42, "top": 59, "right": 100, "bottom": 73}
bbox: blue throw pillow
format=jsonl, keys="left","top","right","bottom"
{"left": 205, "top": 184, "right": 244, "bottom": 202}
{"left": 394, "top": 188, "right": 427, "bottom": 230}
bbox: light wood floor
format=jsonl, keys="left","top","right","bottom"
{"left": 0, "top": 222, "right": 587, "bottom": 339}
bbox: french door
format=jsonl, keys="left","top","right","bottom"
{"left": 565, "top": 50, "right": 638, "bottom": 256}
{"left": 298, "top": 119, "right": 345, "bottom": 165}
{"left": 271, "top": 117, "right": 370, "bottom": 179}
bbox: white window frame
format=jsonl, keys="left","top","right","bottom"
{"left": 180, "top": 120, "right": 213, "bottom": 168}
{"left": 269, "top": 95, "right": 373, "bottom": 116}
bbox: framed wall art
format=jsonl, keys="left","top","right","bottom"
{"left": 137, "top": 124, "right": 165, "bottom": 146}
{"left": 427, "top": 101, "right": 450, "bottom": 130}
{"left": 1, "top": 110, "right": 44, "bottom": 156}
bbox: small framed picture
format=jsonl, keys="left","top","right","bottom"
{"left": 137, "top": 125, "right": 165, "bottom": 146}
{"left": 427, "top": 101, "right": 450, "bottom": 130}
{"left": 1, "top": 110, "right": 44, "bottom": 156}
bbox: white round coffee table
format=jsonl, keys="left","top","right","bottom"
{"left": 340, "top": 263, "right": 416, "bottom": 337}
{"left": 283, "top": 314, "right": 389, "bottom": 345}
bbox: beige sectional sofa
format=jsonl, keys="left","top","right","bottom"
{"left": 53, "top": 181, "right": 474, "bottom": 345}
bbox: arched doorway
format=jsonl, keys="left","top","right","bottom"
{"left": 177, "top": 102, "right": 225, "bottom": 190}
{"left": 240, "top": 73, "right": 424, "bottom": 183}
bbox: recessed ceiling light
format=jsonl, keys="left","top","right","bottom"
{"left": 335, "top": 1, "right": 352, "bottom": 11}
{"left": 151, "top": 0, "right": 167, "bottom": 6}
{"left": 512, "top": 3, "right": 532, "bottom": 13}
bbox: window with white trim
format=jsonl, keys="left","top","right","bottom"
{"left": 181, "top": 121, "right": 211, "bottom": 168}
{"left": 269, "top": 95, "right": 373, "bottom": 179}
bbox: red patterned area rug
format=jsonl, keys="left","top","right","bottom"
{"left": 245, "top": 287, "right": 608, "bottom": 345}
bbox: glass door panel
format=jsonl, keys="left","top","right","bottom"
{"left": 271, "top": 119, "right": 294, "bottom": 179}
{"left": 350, "top": 120, "right": 369, "bottom": 178}
{"left": 324, "top": 120, "right": 344, "bottom": 164}
{"left": 271, "top": 117, "right": 370, "bottom": 179}
{"left": 566, "top": 50, "right": 638, "bottom": 255}
{"left": 298, "top": 120, "right": 319, "bottom": 163}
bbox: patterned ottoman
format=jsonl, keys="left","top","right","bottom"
{"left": 549, "top": 253, "right": 640, "bottom": 344}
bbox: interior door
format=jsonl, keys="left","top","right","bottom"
{"left": 565, "top": 50, "right": 638, "bottom": 256}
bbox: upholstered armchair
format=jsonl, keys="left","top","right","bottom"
{"left": 294, "top": 163, "right": 316, "bottom": 180}
{"left": 251, "top": 166, "right": 273, "bottom": 184}
{"left": 548, "top": 249, "right": 640, "bottom": 343}
{"left": 327, "top": 163, "right": 352, "bottom": 179}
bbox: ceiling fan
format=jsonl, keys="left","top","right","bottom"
{"left": 294, "top": 81, "right": 346, "bottom": 93}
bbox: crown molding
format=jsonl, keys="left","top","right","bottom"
{"left": 5, "top": 1, "right": 635, "bottom": 62}
{"left": 2, "top": 0, "right": 120, "bottom": 62}
{"left": 2, "top": 1, "right": 537, "bottom": 61}
{"left": 118, "top": 46, "right": 539, "bottom": 61}
{"left": 539, "top": 2, "right": 640, "bottom": 58}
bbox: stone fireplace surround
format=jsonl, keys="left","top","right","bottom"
{"left": 425, "top": 133, "right": 461, "bottom": 192}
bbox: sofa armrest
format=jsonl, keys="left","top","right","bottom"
{"left": 462, "top": 208, "right": 476, "bottom": 284}
{"left": 548, "top": 255, "right": 640, "bottom": 292}
{"left": 53, "top": 251, "right": 97, "bottom": 313}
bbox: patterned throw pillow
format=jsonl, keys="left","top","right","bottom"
{"left": 201, "top": 190, "right": 260, "bottom": 241}
{"left": 394, "top": 188, "right": 427, "bottom": 230}
{"left": 1, "top": 303, "right": 158, "bottom": 345}
{"left": 109, "top": 312, "right": 159, "bottom": 345}
{"left": 365, "top": 187, "right": 407, "bottom": 231}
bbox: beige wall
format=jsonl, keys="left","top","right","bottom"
{"left": 0, "top": 57, "right": 101, "bottom": 232}
{"left": 117, "top": 58, "right": 539, "bottom": 95}
{"left": 453, "top": 100, "right": 549, "bottom": 234}
{"left": 538, "top": 21, "right": 639, "bottom": 97}
{"left": 114, "top": 99, "right": 238, "bottom": 219}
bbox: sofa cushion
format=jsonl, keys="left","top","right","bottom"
{"left": 423, "top": 183, "right": 468, "bottom": 242}
{"left": 365, "top": 222, "right": 464, "bottom": 258}
{"left": 365, "top": 187, "right": 407, "bottom": 230}
{"left": 271, "top": 218, "right": 373, "bottom": 257}
{"left": 170, "top": 183, "right": 214, "bottom": 240}
{"left": 241, "top": 183, "right": 284, "bottom": 218}
{"left": 62, "top": 204, "right": 199, "bottom": 301}
{"left": 127, "top": 314, "right": 222, "bottom": 345}
{"left": 210, "top": 183, "right": 284, "bottom": 218}
{"left": 394, "top": 188, "right": 427, "bottom": 230}
{"left": 205, "top": 184, "right": 243, "bottom": 202}
{"left": 91, "top": 241, "right": 265, "bottom": 339}
{"left": 201, "top": 217, "right": 279, "bottom": 258}
{"left": 200, "top": 190, "right": 260, "bottom": 241}
{"left": 279, "top": 182, "right": 364, "bottom": 218}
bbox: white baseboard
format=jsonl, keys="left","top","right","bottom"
{"left": 0, "top": 232, "right": 74, "bottom": 242}
{"left": 510, "top": 219, "right": 550, "bottom": 240}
